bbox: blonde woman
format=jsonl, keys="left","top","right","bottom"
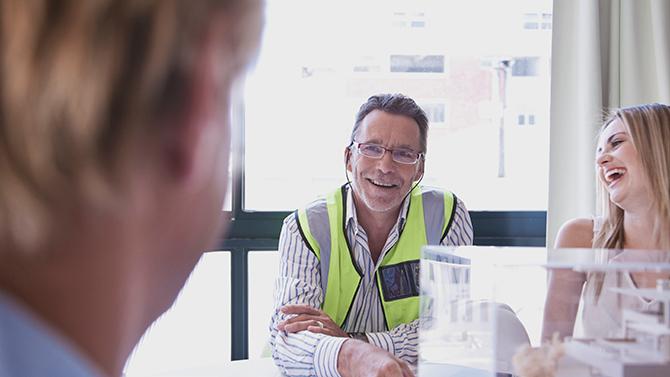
{"left": 542, "top": 103, "right": 670, "bottom": 341}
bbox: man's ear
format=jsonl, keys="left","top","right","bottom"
{"left": 413, "top": 159, "right": 425, "bottom": 182}
{"left": 344, "top": 146, "right": 353, "bottom": 173}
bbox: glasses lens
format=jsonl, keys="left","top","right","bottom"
{"left": 392, "top": 149, "right": 419, "bottom": 164}
{"left": 359, "top": 144, "right": 384, "bottom": 158}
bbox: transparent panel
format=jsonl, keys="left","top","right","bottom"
{"left": 420, "top": 246, "right": 670, "bottom": 377}
{"left": 248, "top": 250, "right": 280, "bottom": 359}
{"left": 244, "top": 0, "right": 553, "bottom": 211}
{"left": 123, "top": 252, "right": 231, "bottom": 376}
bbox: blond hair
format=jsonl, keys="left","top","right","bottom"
{"left": 590, "top": 103, "right": 670, "bottom": 298}
{"left": 0, "top": 0, "right": 262, "bottom": 252}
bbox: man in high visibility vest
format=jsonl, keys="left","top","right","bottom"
{"left": 270, "top": 93, "right": 474, "bottom": 377}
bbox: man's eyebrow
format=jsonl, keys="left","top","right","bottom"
{"left": 361, "top": 140, "right": 415, "bottom": 149}
{"left": 361, "top": 138, "right": 382, "bottom": 145}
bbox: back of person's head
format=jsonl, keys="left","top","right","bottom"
{"left": 594, "top": 103, "right": 670, "bottom": 249}
{"left": 0, "top": 0, "right": 262, "bottom": 253}
{"left": 351, "top": 93, "right": 429, "bottom": 153}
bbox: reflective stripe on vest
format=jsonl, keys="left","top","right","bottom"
{"left": 295, "top": 184, "right": 455, "bottom": 330}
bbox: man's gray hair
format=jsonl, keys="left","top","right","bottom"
{"left": 350, "top": 93, "right": 429, "bottom": 153}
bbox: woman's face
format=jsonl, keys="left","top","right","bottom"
{"left": 595, "top": 119, "right": 650, "bottom": 211}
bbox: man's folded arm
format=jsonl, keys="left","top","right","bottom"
{"left": 364, "top": 319, "right": 419, "bottom": 364}
{"left": 269, "top": 215, "right": 345, "bottom": 377}
{"left": 269, "top": 198, "right": 472, "bottom": 375}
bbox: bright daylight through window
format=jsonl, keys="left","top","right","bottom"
{"left": 126, "top": 1, "right": 554, "bottom": 371}
{"left": 244, "top": 0, "right": 553, "bottom": 211}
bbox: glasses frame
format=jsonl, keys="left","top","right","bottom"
{"left": 350, "top": 141, "right": 425, "bottom": 165}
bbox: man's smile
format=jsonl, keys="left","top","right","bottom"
{"left": 366, "top": 177, "right": 400, "bottom": 189}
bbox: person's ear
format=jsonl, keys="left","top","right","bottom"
{"left": 413, "top": 159, "right": 425, "bottom": 182}
{"left": 161, "top": 21, "right": 227, "bottom": 186}
{"left": 344, "top": 146, "right": 353, "bottom": 173}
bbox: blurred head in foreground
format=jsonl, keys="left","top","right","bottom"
{"left": 0, "top": 1, "right": 263, "bottom": 375}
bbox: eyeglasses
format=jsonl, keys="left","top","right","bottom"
{"left": 350, "top": 141, "right": 425, "bottom": 165}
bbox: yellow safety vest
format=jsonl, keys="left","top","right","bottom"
{"left": 295, "top": 184, "right": 455, "bottom": 330}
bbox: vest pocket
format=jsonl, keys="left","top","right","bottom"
{"left": 379, "top": 259, "right": 420, "bottom": 301}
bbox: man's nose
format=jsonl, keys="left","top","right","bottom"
{"left": 377, "top": 149, "right": 396, "bottom": 172}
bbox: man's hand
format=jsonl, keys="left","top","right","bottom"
{"left": 277, "top": 304, "right": 348, "bottom": 337}
{"left": 338, "top": 339, "right": 414, "bottom": 377}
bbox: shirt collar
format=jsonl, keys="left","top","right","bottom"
{"left": 0, "top": 291, "right": 105, "bottom": 377}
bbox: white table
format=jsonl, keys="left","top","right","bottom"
{"left": 147, "top": 358, "right": 282, "bottom": 377}
{"left": 152, "top": 358, "right": 520, "bottom": 377}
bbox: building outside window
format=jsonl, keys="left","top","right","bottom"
{"left": 390, "top": 55, "right": 445, "bottom": 73}
{"left": 512, "top": 57, "right": 540, "bottom": 76}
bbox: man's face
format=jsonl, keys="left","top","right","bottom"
{"left": 347, "top": 110, "right": 424, "bottom": 215}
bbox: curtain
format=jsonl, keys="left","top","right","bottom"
{"left": 547, "top": 0, "right": 670, "bottom": 246}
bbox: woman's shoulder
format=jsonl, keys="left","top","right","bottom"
{"left": 555, "top": 217, "right": 594, "bottom": 248}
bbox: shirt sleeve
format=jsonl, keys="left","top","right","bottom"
{"left": 365, "top": 319, "right": 419, "bottom": 364}
{"left": 269, "top": 214, "right": 346, "bottom": 377}
{"left": 442, "top": 197, "right": 474, "bottom": 246}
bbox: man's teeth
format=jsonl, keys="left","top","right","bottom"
{"left": 606, "top": 168, "right": 626, "bottom": 182}
{"left": 369, "top": 179, "right": 395, "bottom": 187}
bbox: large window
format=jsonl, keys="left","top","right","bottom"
{"left": 244, "top": 0, "right": 553, "bottom": 211}
{"left": 238, "top": 0, "right": 553, "bottom": 358}
{"left": 127, "top": 0, "right": 553, "bottom": 367}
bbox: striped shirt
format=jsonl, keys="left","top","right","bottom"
{"left": 269, "top": 186, "right": 474, "bottom": 377}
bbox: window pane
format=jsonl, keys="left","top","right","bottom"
{"left": 248, "top": 251, "right": 280, "bottom": 359}
{"left": 390, "top": 55, "right": 445, "bottom": 73}
{"left": 244, "top": 0, "right": 552, "bottom": 211}
{"left": 511, "top": 57, "right": 539, "bottom": 77}
{"left": 523, "top": 22, "right": 539, "bottom": 30}
{"left": 124, "top": 252, "right": 231, "bottom": 376}
{"left": 423, "top": 103, "right": 446, "bottom": 124}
